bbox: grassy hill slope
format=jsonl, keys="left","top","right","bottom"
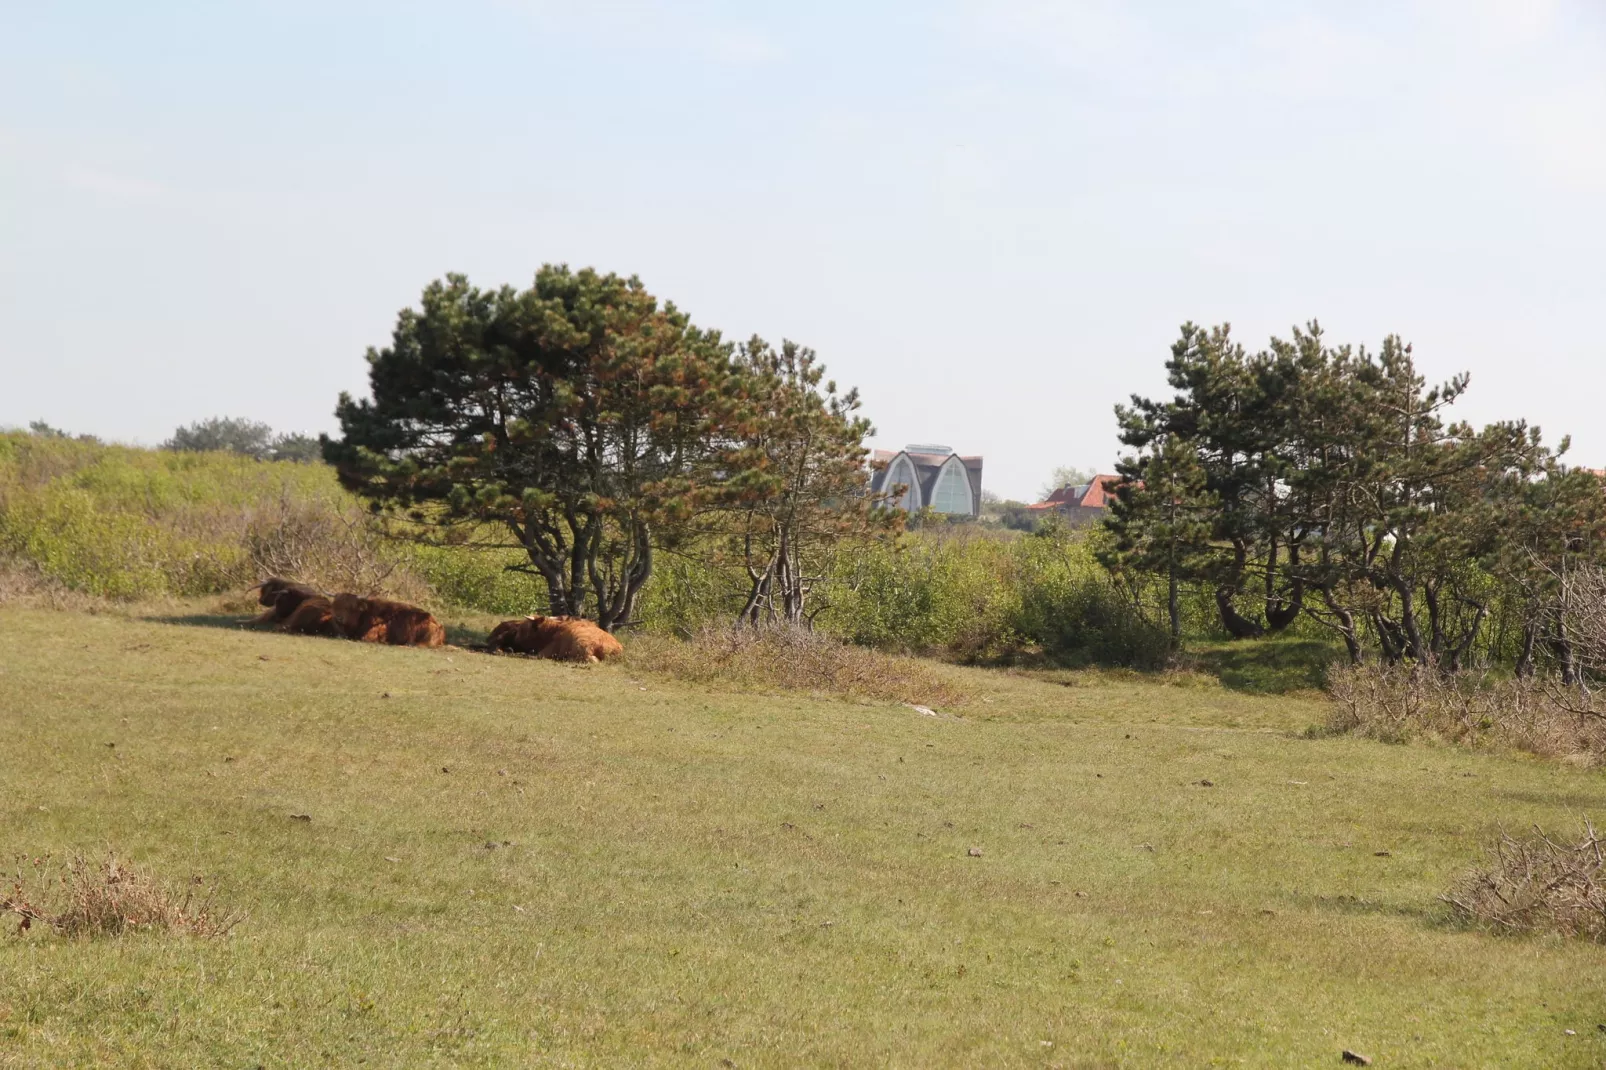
{"left": 3, "top": 608, "right": 1605, "bottom": 1067}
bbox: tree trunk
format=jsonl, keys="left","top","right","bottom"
{"left": 1318, "top": 587, "right": 1363, "bottom": 665}
{"left": 1515, "top": 620, "right": 1539, "bottom": 679}
{"left": 1265, "top": 577, "right": 1304, "bottom": 632}
{"left": 1397, "top": 585, "right": 1428, "bottom": 664}
{"left": 1373, "top": 610, "right": 1406, "bottom": 665}
{"left": 1555, "top": 616, "right": 1577, "bottom": 685}
{"left": 1167, "top": 561, "right": 1181, "bottom": 647}
{"left": 1215, "top": 586, "right": 1265, "bottom": 639}
{"left": 1446, "top": 602, "right": 1487, "bottom": 674}
{"left": 1215, "top": 542, "right": 1265, "bottom": 639}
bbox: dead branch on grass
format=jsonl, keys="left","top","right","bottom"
{"left": 1443, "top": 822, "right": 1606, "bottom": 942}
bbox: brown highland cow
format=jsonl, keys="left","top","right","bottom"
{"left": 331, "top": 593, "right": 447, "bottom": 648}
{"left": 486, "top": 615, "right": 623, "bottom": 663}
{"left": 280, "top": 595, "right": 338, "bottom": 636}
{"left": 248, "top": 578, "right": 323, "bottom": 626}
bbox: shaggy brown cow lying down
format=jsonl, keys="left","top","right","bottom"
{"left": 332, "top": 593, "right": 446, "bottom": 648}
{"left": 280, "top": 595, "right": 338, "bottom": 636}
{"left": 486, "top": 616, "right": 623, "bottom": 663}
{"left": 248, "top": 578, "right": 323, "bottom": 626}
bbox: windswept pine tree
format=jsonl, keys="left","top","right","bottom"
{"left": 1108, "top": 322, "right": 1605, "bottom": 667}
{"left": 323, "top": 267, "right": 742, "bottom": 631}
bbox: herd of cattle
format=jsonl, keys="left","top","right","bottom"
{"left": 248, "top": 578, "right": 624, "bottom": 663}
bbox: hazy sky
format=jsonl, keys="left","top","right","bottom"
{"left": 3, "top": 1, "right": 1603, "bottom": 500}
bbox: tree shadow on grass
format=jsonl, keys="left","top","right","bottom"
{"left": 1188, "top": 637, "right": 1340, "bottom": 695}
{"left": 145, "top": 613, "right": 502, "bottom": 655}
{"left": 445, "top": 622, "right": 491, "bottom": 648}
{"left": 142, "top": 613, "right": 254, "bottom": 632}
{"left": 1286, "top": 890, "right": 1442, "bottom": 925}
{"left": 1494, "top": 788, "right": 1606, "bottom": 810}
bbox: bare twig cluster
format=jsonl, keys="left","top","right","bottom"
{"left": 1558, "top": 564, "right": 1606, "bottom": 681}
{"left": 244, "top": 493, "right": 427, "bottom": 603}
{"left": 1443, "top": 822, "right": 1606, "bottom": 941}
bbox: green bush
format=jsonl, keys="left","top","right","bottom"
{"left": 0, "top": 432, "right": 418, "bottom": 604}
{"left": 818, "top": 525, "right": 1169, "bottom": 668}
{"left": 405, "top": 543, "right": 545, "bottom": 617}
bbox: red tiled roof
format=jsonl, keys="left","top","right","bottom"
{"left": 1028, "top": 474, "right": 1121, "bottom": 511}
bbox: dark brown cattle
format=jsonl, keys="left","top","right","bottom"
{"left": 248, "top": 578, "right": 323, "bottom": 626}
{"left": 280, "top": 595, "right": 338, "bottom": 636}
{"left": 331, "top": 593, "right": 446, "bottom": 648}
{"left": 486, "top": 615, "right": 623, "bottom": 663}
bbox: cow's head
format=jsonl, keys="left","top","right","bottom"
{"left": 331, "top": 593, "right": 369, "bottom": 635}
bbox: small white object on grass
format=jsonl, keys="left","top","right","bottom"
{"left": 909, "top": 704, "right": 938, "bottom": 717}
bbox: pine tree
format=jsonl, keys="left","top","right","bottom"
{"left": 1103, "top": 434, "right": 1215, "bottom": 646}
{"left": 323, "top": 267, "right": 741, "bottom": 631}
{"left": 720, "top": 338, "right": 901, "bottom": 626}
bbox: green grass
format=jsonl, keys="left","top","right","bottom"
{"left": 1188, "top": 636, "right": 1342, "bottom": 695}
{"left": 3, "top": 607, "right": 1606, "bottom": 1066}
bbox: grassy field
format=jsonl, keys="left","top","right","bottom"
{"left": 3, "top": 608, "right": 1606, "bottom": 1067}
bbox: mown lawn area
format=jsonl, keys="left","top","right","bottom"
{"left": 2, "top": 607, "right": 1605, "bottom": 1067}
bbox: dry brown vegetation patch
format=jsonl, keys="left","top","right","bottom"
{"left": 1327, "top": 663, "right": 1606, "bottom": 765}
{"left": 2, "top": 851, "right": 242, "bottom": 939}
{"left": 1444, "top": 823, "right": 1606, "bottom": 942}
{"left": 626, "top": 625, "right": 973, "bottom": 709}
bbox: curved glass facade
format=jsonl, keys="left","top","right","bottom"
{"left": 929, "top": 458, "right": 974, "bottom": 514}
{"left": 884, "top": 455, "right": 922, "bottom": 510}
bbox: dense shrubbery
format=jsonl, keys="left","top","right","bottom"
{"left": 641, "top": 520, "right": 1177, "bottom": 668}
{"left": 0, "top": 432, "right": 531, "bottom": 607}
{"left": 825, "top": 526, "right": 1173, "bottom": 666}
{"left": 0, "top": 431, "right": 1176, "bottom": 668}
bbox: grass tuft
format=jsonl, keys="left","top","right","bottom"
{"left": 3, "top": 851, "right": 242, "bottom": 939}
{"left": 625, "top": 624, "right": 974, "bottom": 708}
{"left": 1327, "top": 662, "right": 1606, "bottom": 765}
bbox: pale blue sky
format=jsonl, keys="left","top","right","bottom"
{"left": 3, "top": 1, "right": 1603, "bottom": 500}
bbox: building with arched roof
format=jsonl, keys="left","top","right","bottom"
{"left": 869, "top": 445, "right": 983, "bottom": 517}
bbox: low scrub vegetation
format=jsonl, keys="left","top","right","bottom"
{"left": 0, "top": 431, "right": 529, "bottom": 609}
{"left": 1, "top": 430, "right": 1180, "bottom": 670}
{"left": 645, "top": 525, "right": 1178, "bottom": 669}
{"left": 625, "top": 625, "right": 973, "bottom": 709}
{"left": 1444, "top": 823, "right": 1606, "bottom": 942}
{"left": 1327, "top": 663, "right": 1606, "bottom": 764}
{"left": 2, "top": 851, "right": 241, "bottom": 939}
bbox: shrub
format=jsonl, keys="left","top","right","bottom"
{"left": 823, "top": 526, "right": 1169, "bottom": 667}
{"left": 1443, "top": 822, "right": 1606, "bottom": 942}
{"left": 3, "top": 851, "right": 242, "bottom": 938}
{"left": 0, "top": 432, "right": 433, "bottom": 603}
{"left": 243, "top": 494, "right": 431, "bottom": 604}
{"left": 404, "top": 542, "right": 545, "bottom": 616}
{"left": 1326, "top": 663, "right": 1606, "bottom": 764}
{"left": 625, "top": 625, "right": 973, "bottom": 709}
